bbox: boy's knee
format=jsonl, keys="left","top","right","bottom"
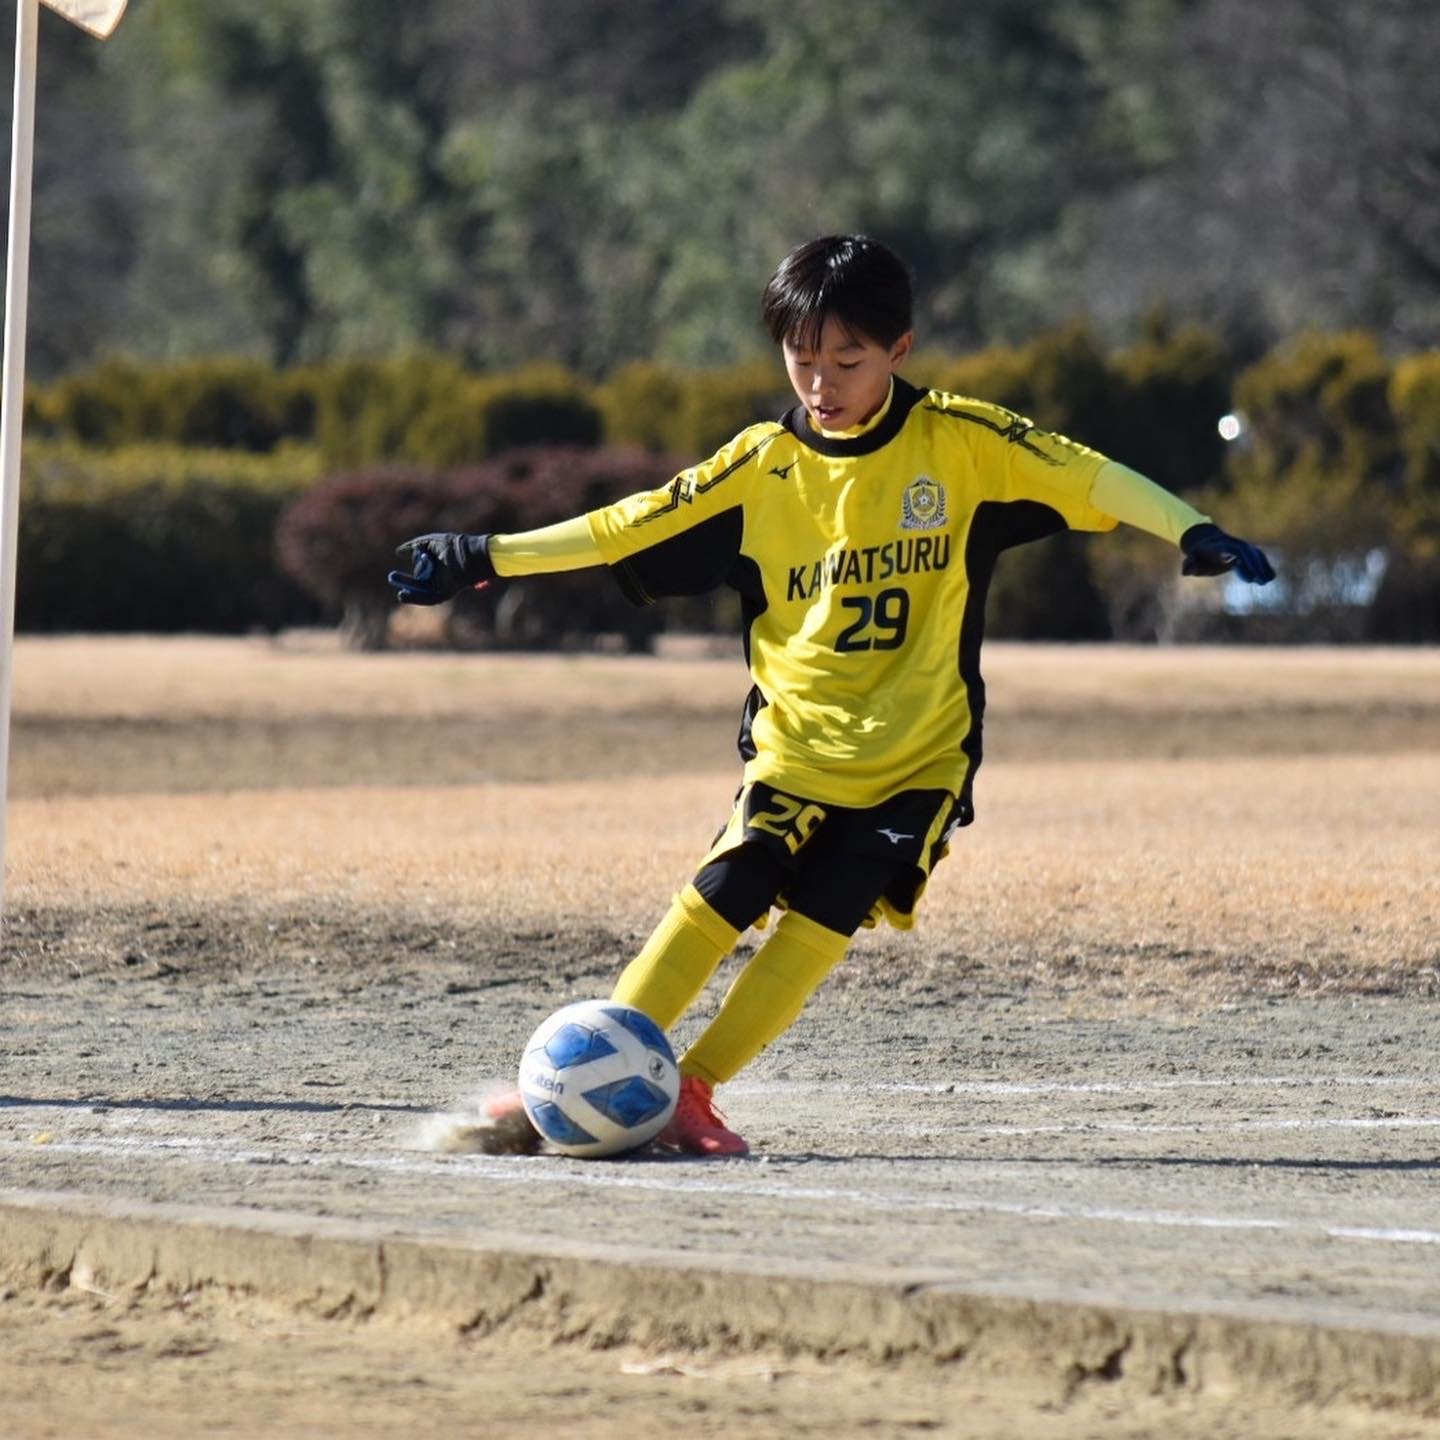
{"left": 692, "top": 843, "right": 788, "bottom": 932}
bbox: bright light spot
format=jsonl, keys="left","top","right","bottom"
{"left": 1217, "top": 413, "right": 1245, "bottom": 442}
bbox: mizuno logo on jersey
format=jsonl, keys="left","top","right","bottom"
{"left": 785, "top": 534, "right": 951, "bottom": 602}
{"left": 877, "top": 828, "right": 915, "bottom": 844}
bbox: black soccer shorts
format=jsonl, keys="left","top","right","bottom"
{"left": 691, "top": 780, "right": 970, "bottom": 936}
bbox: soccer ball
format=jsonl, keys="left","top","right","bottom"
{"left": 518, "top": 1000, "right": 679, "bottom": 1158}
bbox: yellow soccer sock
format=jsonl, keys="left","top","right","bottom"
{"left": 681, "top": 910, "right": 849, "bottom": 1087}
{"left": 610, "top": 884, "right": 739, "bottom": 1030}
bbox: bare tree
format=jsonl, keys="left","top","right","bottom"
{"left": 1065, "top": 0, "right": 1440, "bottom": 350}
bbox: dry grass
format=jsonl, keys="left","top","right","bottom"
{"left": 13, "top": 630, "right": 1439, "bottom": 720}
{"left": 9, "top": 631, "right": 749, "bottom": 720}
{"left": 9, "top": 634, "right": 1439, "bottom": 800}
{"left": 8, "top": 755, "right": 1434, "bottom": 983}
{"left": 5, "top": 632, "right": 1437, "bottom": 1007}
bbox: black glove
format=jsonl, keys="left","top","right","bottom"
{"left": 1180, "top": 523, "right": 1275, "bottom": 585}
{"left": 388, "top": 533, "right": 498, "bottom": 605}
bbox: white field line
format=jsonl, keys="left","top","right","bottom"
{"left": 730, "top": 1075, "right": 1438, "bottom": 1097}
{"left": 901, "top": 1115, "right": 1440, "bottom": 1138}
{"left": 8, "top": 1103, "right": 1440, "bottom": 1143}
{"left": 4, "top": 1132, "right": 1440, "bottom": 1249}
{"left": 1, "top": 1076, "right": 1433, "bottom": 1116}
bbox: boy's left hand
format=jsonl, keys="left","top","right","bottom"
{"left": 388, "top": 532, "right": 497, "bottom": 604}
{"left": 1179, "top": 524, "right": 1275, "bottom": 585}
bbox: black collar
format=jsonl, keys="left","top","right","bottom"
{"left": 779, "top": 376, "right": 926, "bottom": 457}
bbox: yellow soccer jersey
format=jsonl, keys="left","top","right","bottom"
{"left": 587, "top": 377, "right": 1118, "bottom": 809}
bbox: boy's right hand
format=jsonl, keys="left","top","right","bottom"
{"left": 388, "top": 533, "right": 497, "bottom": 605}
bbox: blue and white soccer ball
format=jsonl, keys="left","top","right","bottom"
{"left": 518, "top": 1000, "right": 680, "bottom": 1158}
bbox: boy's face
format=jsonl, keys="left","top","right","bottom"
{"left": 782, "top": 314, "right": 913, "bottom": 432}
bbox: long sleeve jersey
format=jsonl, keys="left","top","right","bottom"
{"left": 490, "top": 376, "right": 1207, "bottom": 810}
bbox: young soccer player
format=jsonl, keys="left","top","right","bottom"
{"left": 389, "top": 235, "right": 1274, "bottom": 1158}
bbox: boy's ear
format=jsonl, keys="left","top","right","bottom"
{"left": 889, "top": 330, "right": 915, "bottom": 368}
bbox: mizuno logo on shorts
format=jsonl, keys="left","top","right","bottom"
{"left": 877, "top": 828, "right": 914, "bottom": 844}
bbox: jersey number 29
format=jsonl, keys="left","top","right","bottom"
{"left": 835, "top": 587, "right": 910, "bottom": 652}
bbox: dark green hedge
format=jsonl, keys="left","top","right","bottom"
{"left": 25, "top": 355, "right": 606, "bottom": 469}
{"left": 17, "top": 444, "right": 323, "bottom": 633}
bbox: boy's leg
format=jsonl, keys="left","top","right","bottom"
{"left": 677, "top": 907, "right": 851, "bottom": 1089}
{"left": 654, "top": 789, "right": 958, "bottom": 1155}
{"left": 611, "top": 844, "right": 788, "bottom": 1027}
{"left": 657, "top": 850, "right": 905, "bottom": 1156}
{"left": 678, "top": 843, "right": 901, "bottom": 1089}
{"left": 609, "top": 884, "right": 738, "bottom": 1028}
{"left": 659, "top": 854, "right": 898, "bottom": 1157}
{"left": 656, "top": 909, "right": 849, "bottom": 1157}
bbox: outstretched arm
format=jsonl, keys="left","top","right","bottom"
{"left": 389, "top": 426, "right": 776, "bottom": 605}
{"left": 1091, "top": 461, "right": 1275, "bottom": 585}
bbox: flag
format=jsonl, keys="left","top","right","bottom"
{"left": 39, "top": 0, "right": 127, "bottom": 40}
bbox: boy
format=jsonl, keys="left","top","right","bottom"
{"left": 389, "top": 235, "right": 1274, "bottom": 1158}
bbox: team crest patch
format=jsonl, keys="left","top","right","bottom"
{"left": 901, "top": 475, "right": 947, "bottom": 531}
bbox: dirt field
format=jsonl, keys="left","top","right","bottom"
{"left": 2, "top": 634, "right": 1439, "bottom": 1438}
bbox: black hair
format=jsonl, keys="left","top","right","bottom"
{"left": 761, "top": 235, "right": 913, "bottom": 352}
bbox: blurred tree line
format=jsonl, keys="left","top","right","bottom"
{"left": 5, "top": 0, "right": 1439, "bottom": 379}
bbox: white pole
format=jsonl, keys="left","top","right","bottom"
{"left": 0, "top": 0, "right": 41, "bottom": 921}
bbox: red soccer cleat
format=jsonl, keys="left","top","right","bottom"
{"left": 655, "top": 1075, "right": 750, "bottom": 1157}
